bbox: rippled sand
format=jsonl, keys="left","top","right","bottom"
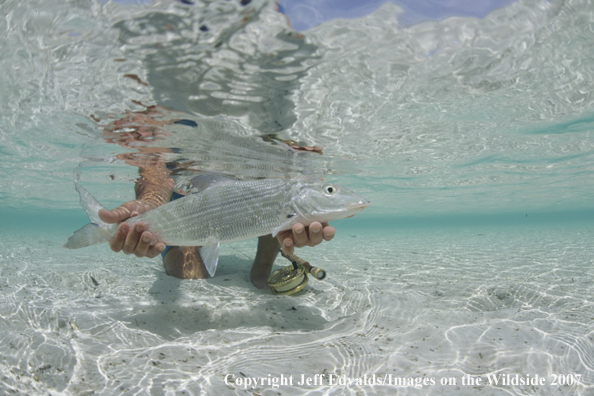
{"left": 1, "top": 220, "right": 593, "bottom": 395}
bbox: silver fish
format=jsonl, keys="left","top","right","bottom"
{"left": 63, "top": 175, "right": 369, "bottom": 276}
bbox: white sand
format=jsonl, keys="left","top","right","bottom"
{"left": 1, "top": 221, "right": 593, "bottom": 395}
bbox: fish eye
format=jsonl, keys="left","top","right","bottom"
{"left": 324, "top": 183, "right": 337, "bottom": 195}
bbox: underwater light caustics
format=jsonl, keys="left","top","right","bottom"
{"left": 63, "top": 175, "right": 369, "bottom": 276}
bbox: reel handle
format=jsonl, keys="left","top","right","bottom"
{"left": 280, "top": 251, "right": 326, "bottom": 281}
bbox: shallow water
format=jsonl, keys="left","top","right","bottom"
{"left": 2, "top": 0, "right": 594, "bottom": 395}
{"left": 2, "top": 220, "right": 594, "bottom": 395}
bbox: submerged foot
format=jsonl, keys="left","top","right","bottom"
{"left": 250, "top": 272, "right": 270, "bottom": 290}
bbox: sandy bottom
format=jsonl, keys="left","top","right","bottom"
{"left": 1, "top": 221, "right": 593, "bottom": 395}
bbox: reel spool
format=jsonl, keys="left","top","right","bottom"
{"left": 267, "top": 252, "right": 327, "bottom": 295}
{"left": 267, "top": 263, "right": 309, "bottom": 295}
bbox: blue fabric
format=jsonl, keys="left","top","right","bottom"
{"left": 173, "top": 119, "right": 198, "bottom": 127}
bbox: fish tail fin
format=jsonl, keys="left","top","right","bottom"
{"left": 62, "top": 182, "right": 113, "bottom": 249}
{"left": 62, "top": 223, "right": 111, "bottom": 249}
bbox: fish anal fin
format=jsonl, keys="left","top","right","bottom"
{"left": 199, "top": 240, "right": 220, "bottom": 277}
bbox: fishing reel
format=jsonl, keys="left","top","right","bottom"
{"left": 267, "top": 251, "right": 327, "bottom": 295}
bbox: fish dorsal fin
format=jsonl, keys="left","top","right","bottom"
{"left": 189, "top": 172, "right": 239, "bottom": 192}
{"left": 200, "top": 240, "right": 220, "bottom": 277}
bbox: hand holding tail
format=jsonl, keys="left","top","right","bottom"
{"left": 99, "top": 199, "right": 166, "bottom": 258}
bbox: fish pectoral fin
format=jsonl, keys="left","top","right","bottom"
{"left": 199, "top": 241, "right": 220, "bottom": 277}
{"left": 272, "top": 215, "right": 298, "bottom": 238}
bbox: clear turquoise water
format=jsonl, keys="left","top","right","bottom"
{"left": 2, "top": 0, "right": 594, "bottom": 395}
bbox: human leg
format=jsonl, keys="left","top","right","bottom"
{"left": 250, "top": 234, "right": 281, "bottom": 289}
{"left": 163, "top": 246, "right": 209, "bottom": 279}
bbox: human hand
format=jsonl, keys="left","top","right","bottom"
{"left": 98, "top": 200, "right": 166, "bottom": 258}
{"left": 276, "top": 222, "right": 335, "bottom": 256}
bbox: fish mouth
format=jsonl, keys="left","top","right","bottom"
{"left": 346, "top": 201, "right": 370, "bottom": 211}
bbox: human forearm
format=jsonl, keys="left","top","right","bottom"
{"left": 134, "top": 165, "right": 174, "bottom": 205}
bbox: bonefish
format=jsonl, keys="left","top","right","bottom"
{"left": 63, "top": 175, "right": 369, "bottom": 276}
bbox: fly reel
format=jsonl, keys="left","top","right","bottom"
{"left": 267, "top": 251, "right": 327, "bottom": 295}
